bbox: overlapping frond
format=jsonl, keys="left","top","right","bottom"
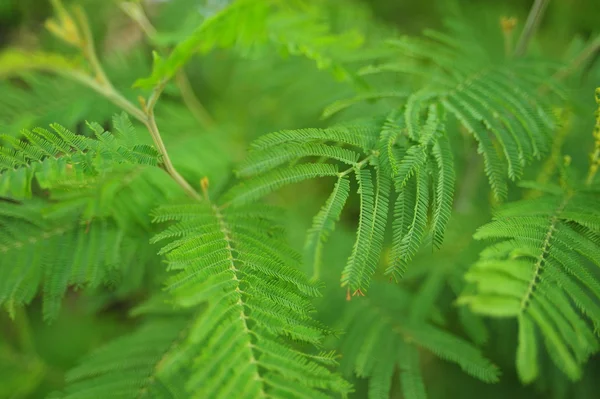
{"left": 228, "top": 19, "right": 565, "bottom": 292}
{"left": 338, "top": 22, "right": 562, "bottom": 201}
{"left": 339, "top": 283, "right": 499, "bottom": 399}
{"left": 0, "top": 113, "right": 160, "bottom": 198}
{"left": 0, "top": 199, "right": 147, "bottom": 321}
{"left": 137, "top": 0, "right": 362, "bottom": 88}
{"left": 59, "top": 318, "right": 188, "bottom": 399}
{"left": 304, "top": 176, "right": 351, "bottom": 278}
{"left": 234, "top": 108, "right": 455, "bottom": 292}
{"left": 0, "top": 74, "right": 114, "bottom": 136}
{"left": 0, "top": 115, "right": 176, "bottom": 321}
{"left": 459, "top": 182, "right": 600, "bottom": 382}
{"left": 149, "top": 201, "right": 351, "bottom": 398}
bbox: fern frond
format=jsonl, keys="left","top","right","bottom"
{"left": 442, "top": 97, "right": 508, "bottom": 199}
{"left": 251, "top": 124, "right": 379, "bottom": 153}
{"left": 304, "top": 176, "right": 351, "bottom": 278}
{"left": 60, "top": 318, "right": 187, "bottom": 398}
{"left": 460, "top": 184, "right": 600, "bottom": 382}
{"left": 224, "top": 163, "right": 339, "bottom": 206}
{"left": 387, "top": 169, "right": 430, "bottom": 280}
{"left": 339, "top": 283, "right": 499, "bottom": 398}
{"left": 0, "top": 200, "right": 147, "bottom": 321}
{"left": 341, "top": 167, "right": 391, "bottom": 292}
{"left": 0, "top": 113, "right": 159, "bottom": 198}
{"left": 238, "top": 107, "right": 454, "bottom": 291}
{"left": 137, "top": 0, "right": 362, "bottom": 88}
{"left": 238, "top": 143, "right": 359, "bottom": 177}
{"left": 150, "top": 201, "right": 351, "bottom": 397}
{"left": 431, "top": 133, "right": 455, "bottom": 248}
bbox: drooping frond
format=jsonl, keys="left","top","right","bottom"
{"left": 334, "top": 21, "right": 562, "bottom": 201}
{"left": 137, "top": 0, "right": 363, "bottom": 88}
{"left": 386, "top": 168, "right": 430, "bottom": 281}
{"left": 59, "top": 318, "right": 188, "bottom": 399}
{"left": 431, "top": 133, "right": 455, "bottom": 248}
{"left": 341, "top": 166, "right": 391, "bottom": 292}
{"left": 237, "top": 143, "right": 359, "bottom": 177}
{"left": 0, "top": 200, "right": 146, "bottom": 321}
{"left": 304, "top": 176, "right": 351, "bottom": 278}
{"left": 339, "top": 283, "right": 499, "bottom": 399}
{"left": 233, "top": 108, "right": 455, "bottom": 292}
{"left": 149, "top": 201, "right": 352, "bottom": 398}
{"left": 223, "top": 163, "right": 339, "bottom": 207}
{"left": 0, "top": 113, "right": 159, "bottom": 198}
{"left": 250, "top": 122, "right": 381, "bottom": 153}
{"left": 459, "top": 182, "right": 600, "bottom": 382}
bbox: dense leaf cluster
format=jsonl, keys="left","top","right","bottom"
{"left": 0, "top": 0, "right": 599, "bottom": 398}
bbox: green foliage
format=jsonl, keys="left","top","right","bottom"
{"left": 58, "top": 318, "right": 188, "bottom": 398}
{"left": 0, "top": 114, "right": 159, "bottom": 198}
{"left": 137, "top": 0, "right": 362, "bottom": 88}
{"left": 0, "top": 200, "right": 133, "bottom": 321}
{"left": 460, "top": 181, "right": 600, "bottom": 382}
{"left": 147, "top": 201, "right": 351, "bottom": 398}
{"left": 1, "top": 0, "right": 599, "bottom": 398}
{"left": 231, "top": 18, "right": 562, "bottom": 293}
{"left": 338, "top": 283, "right": 499, "bottom": 399}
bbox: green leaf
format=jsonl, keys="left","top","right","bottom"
{"left": 304, "top": 176, "right": 351, "bottom": 278}
{"left": 224, "top": 163, "right": 339, "bottom": 207}
{"left": 516, "top": 313, "right": 539, "bottom": 384}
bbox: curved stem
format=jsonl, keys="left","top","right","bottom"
{"left": 48, "top": 6, "right": 204, "bottom": 200}
{"left": 144, "top": 85, "right": 202, "bottom": 200}
{"left": 586, "top": 88, "right": 600, "bottom": 186}
{"left": 553, "top": 34, "right": 600, "bottom": 81}
{"left": 119, "top": 1, "right": 215, "bottom": 128}
{"left": 514, "top": 0, "right": 550, "bottom": 57}
{"left": 175, "top": 71, "right": 215, "bottom": 127}
{"left": 338, "top": 153, "right": 374, "bottom": 177}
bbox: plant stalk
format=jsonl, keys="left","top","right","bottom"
{"left": 143, "top": 82, "right": 203, "bottom": 200}
{"left": 119, "top": 1, "right": 215, "bottom": 128}
{"left": 514, "top": 0, "right": 550, "bottom": 57}
{"left": 553, "top": 34, "right": 600, "bottom": 81}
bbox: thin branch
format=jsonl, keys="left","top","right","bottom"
{"left": 553, "top": 34, "right": 600, "bottom": 81}
{"left": 514, "top": 0, "right": 550, "bottom": 57}
{"left": 119, "top": 1, "right": 215, "bottom": 128}
{"left": 74, "top": 7, "right": 111, "bottom": 86}
{"left": 175, "top": 71, "right": 215, "bottom": 127}
{"left": 42, "top": 4, "right": 203, "bottom": 200}
{"left": 586, "top": 88, "right": 600, "bottom": 186}
{"left": 119, "top": 1, "right": 157, "bottom": 38}
{"left": 143, "top": 82, "right": 203, "bottom": 200}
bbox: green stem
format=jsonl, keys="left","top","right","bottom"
{"left": 143, "top": 82, "right": 203, "bottom": 200}
{"left": 175, "top": 71, "right": 215, "bottom": 127}
{"left": 74, "top": 7, "right": 111, "bottom": 86}
{"left": 514, "top": 0, "right": 550, "bottom": 57}
{"left": 585, "top": 88, "right": 600, "bottom": 186}
{"left": 553, "top": 34, "right": 600, "bottom": 81}
{"left": 119, "top": 1, "right": 215, "bottom": 128}
{"left": 52, "top": 7, "right": 203, "bottom": 200}
{"left": 338, "top": 153, "right": 375, "bottom": 177}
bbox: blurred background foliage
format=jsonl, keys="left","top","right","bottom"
{"left": 0, "top": 0, "right": 599, "bottom": 398}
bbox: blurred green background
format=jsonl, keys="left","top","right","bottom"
{"left": 0, "top": 0, "right": 599, "bottom": 398}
